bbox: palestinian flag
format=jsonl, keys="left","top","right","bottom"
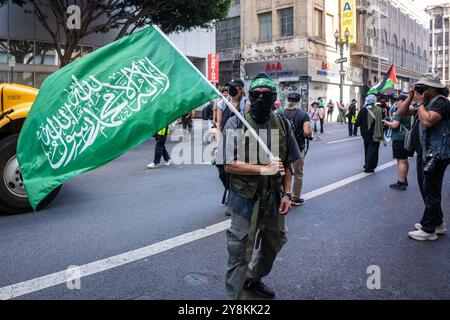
{"left": 367, "top": 65, "right": 397, "bottom": 95}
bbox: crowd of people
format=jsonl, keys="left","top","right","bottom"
{"left": 145, "top": 72, "right": 449, "bottom": 300}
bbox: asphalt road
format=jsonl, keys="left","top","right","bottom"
{"left": 0, "top": 121, "right": 449, "bottom": 300}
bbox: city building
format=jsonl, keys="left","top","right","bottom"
{"left": 425, "top": 3, "right": 450, "bottom": 87}
{"left": 353, "top": 0, "right": 429, "bottom": 95}
{"left": 216, "top": 0, "right": 242, "bottom": 85}
{"left": 0, "top": 1, "right": 215, "bottom": 88}
{"left": 240, "top": 0, "right": 363, "bottom": 110}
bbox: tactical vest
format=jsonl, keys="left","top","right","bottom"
{"left": 229, "top": 112, "right": 287, "bottom": 200}
{"left": 419, "top": 95, "right": 450, "bottom": 162}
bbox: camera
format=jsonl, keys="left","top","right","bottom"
{"left": 423, "top": 154, "right": 439, "bottom": 174}
{"left": 414, "top": 84, "right": 427, "bottom": 95}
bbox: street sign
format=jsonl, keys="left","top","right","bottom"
{"left": 335, "top": 57, "right": 348, "bottom": 64}
{"left": 339, "top": 70, "right": 347, "bottom": 75}
{"left": 8, "top": 56, "right": 16, "bottom": 68}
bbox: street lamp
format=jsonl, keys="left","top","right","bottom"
{"left": 335, "top": 28, "right": 350, "bottom": 105}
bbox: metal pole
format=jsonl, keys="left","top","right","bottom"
{"left": 340, "top": 44, "right": 344, "bottom": 104}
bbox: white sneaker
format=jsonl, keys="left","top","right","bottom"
{"left": 165, "top": 159, "right": 173, "bottom": 166}
{"left": 415, "top": 223, "right": 446, "bottom": 235}
{"left": 147, "top": 162, "right": 159, "bottom": 169}
{"left": 408, "top": 229, "right": 438, "bottom": 241}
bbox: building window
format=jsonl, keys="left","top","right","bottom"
{"left": 326, "top": 14, "right": 335, "bottom": 46}
{"left": 9, "top": 40, "right": 34, "bottom": 64}
{"left": 314, "top": 8, "right": 323, "bottom": 38}
{"left": 0, "top": 71, "right": 7, "bottom": 83}
{"left": 381, "top": 30, "right": 387, "bottom": 57}
{"left": 279, "top": 7, "right": 293, "bottom": 37}
{"left": 435, "top": 34, "right": 443, "bottom": 46}
{"left": 401, "top": 39, "right": 406, "bottom": 67}
{"left": 216, "top": 16, "right": 241, "bottom": 51}
{"left": 417, "top": 47, "right": 421, "bottom": 71}
{"left": 435, "top": 15, "right": 443, "bottom": 29}
{"left": 410, "top": 43, "right": 415, "bottom": 69}
{"left": 259, "top": 12, "right": 272, "bottom": 42}
{"left": 391, "top": 34, "right": 398, "bottom": 65}
{"left": 12, "top": 72, "right": 33, "bottom": 86}
{"left": 34, "top": 42, "right": 58, "bottom": 65}
{"left": 0, "top": 39, "right": 8, "bottom": 64}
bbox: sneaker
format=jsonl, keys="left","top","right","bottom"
{"left": 364, "top": 169, "right": 375, "bottom": 173}
{"left": 224, "top": 207, "right": 233, "bottom": 217}
{"left": 147, "top": 162, "right": 159, "bottom": 169}
{"left": 408, "top": 229, "right": 438, "bottom": 241}
{"left": 405, "top": 178, "right": 409, "bottom": 187}
{"left": 243, "top": 279, "right": 275, "bottom": 299}
{"left": 415, "top": 223, "right": 446, "bottom": 235}
{"left": 165, "top": 159, "right": 173, "bottom": 166}
{"left": 389, "top": 181, "right": 407, "bottom": 191}
{"left": 292, "top": 198, "right": 305, "bottom": 206}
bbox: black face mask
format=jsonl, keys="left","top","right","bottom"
{"left": 228, "top": 85, "right": 239, "bottom": 97}
{"left": 249, "top": 91, "right": 277, "bottom": 123}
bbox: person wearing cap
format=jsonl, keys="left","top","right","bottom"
{"left": 382, "top": 93, "right": 413, "bottom": 190}
{"left": 347, "top": 99, "right": 358, "bottom": 136}
{"left": 216, "top": 73, "right": 300, "bottom": 299}
{"left": 282, "top": 92, "right": 312, "bottom": 206}
{"left": 216, "top": 78, "right": 248, "bottom": 140}
{"left": 355, "top": 94, "right": 384, "bottom": 173}
{"left": 213, "top": 87, "right": 230, "bottom": 130}
{"left": 317, "top": 97, "right": 325, "bottom": 134}
{"left": 396, "top": 73, "right": 450, "bottom": 241}
{"left": 309, "top": 101, "right": 322, "bottom": 140}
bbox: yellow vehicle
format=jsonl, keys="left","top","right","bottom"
{"left": 0, "top": 83, "right": 60, "bottom": 214}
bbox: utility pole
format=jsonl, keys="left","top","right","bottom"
{"left": 335, "top": 28, "right": 350, "bottom": 104}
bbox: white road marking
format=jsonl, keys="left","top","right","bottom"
{"left": 0, "top": 160, "right": 397, "bottom": 300}
{"left": 327, "top": 137, "right": 361, "bottom": 144}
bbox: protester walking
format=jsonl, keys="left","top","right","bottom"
{"left": 282, "top": 92, "right": 312, "bottom": 206}
{"left": 347, "top": 99, "right": 358, "bottom": 136}
{"left": 147, "top": 127, "right": 173, "bottom": 169}
{"left": 355, "top": 94, "right": 384, "bottom": 173}
{"left": 326, "top": 99, "right": 334, "bottom": 122}
{"left": 318, "top": 97, "right": 325, "bottom": 134}
{"left": 309, "top": 102, "right": 322, "bottom": 140}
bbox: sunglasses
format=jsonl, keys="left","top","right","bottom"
{"left": 249, "top": 90, "right": 277, "bottom": 99}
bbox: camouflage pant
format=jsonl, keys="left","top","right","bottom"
{"left": 225, "top": 210, "right": 287, "bottom": 300}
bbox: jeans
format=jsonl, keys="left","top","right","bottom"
{"left": 416, "top": 156, "right": 449, "bottom": 233}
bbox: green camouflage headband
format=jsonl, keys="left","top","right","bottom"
{"left": 249, "top": 77, "right": 277, "bottom": 91}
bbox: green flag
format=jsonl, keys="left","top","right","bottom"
{"left": 17, "top": 26, "right": 219, "bottom": 210}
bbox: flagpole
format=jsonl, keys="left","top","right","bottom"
{"left": 152, "top": 25, "right": 278, "bottom": 162}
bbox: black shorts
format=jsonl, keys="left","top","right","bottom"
{"left": 392, "top": 140, "right": 414, "bottom": 160}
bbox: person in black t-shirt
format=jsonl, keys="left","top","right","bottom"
{"left": 282, "top": 92, "right": 312, "bottom": 206}
{"left": 397, "top": 73, "right": 450, "bottom": 241}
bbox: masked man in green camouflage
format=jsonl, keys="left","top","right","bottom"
{"left": 217, "top": 73, "right": 300, "bottom": 299}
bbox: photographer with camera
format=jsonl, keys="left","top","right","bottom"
{"left": 397, "top": 74, "right": 450, "bottom": 241}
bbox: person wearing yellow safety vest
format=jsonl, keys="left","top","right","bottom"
{"left": 147, "top": 126, "right": 173, "bottom": 169}
{"left": 347, "top": 99, "right": 358, "bottom": 136}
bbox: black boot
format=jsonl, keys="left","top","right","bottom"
{"left": 243, "top": 279, "right": 275, "bottom": 299}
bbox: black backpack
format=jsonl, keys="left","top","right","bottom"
{"left": 282, "top": 109, "right": 305, "bottom": 143}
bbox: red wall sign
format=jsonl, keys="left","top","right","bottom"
{"left": 208, "top": 54, "right": 219, "bottom": 84}
{"left": 266, "top": 62, "right": 282, "bottom": 72}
